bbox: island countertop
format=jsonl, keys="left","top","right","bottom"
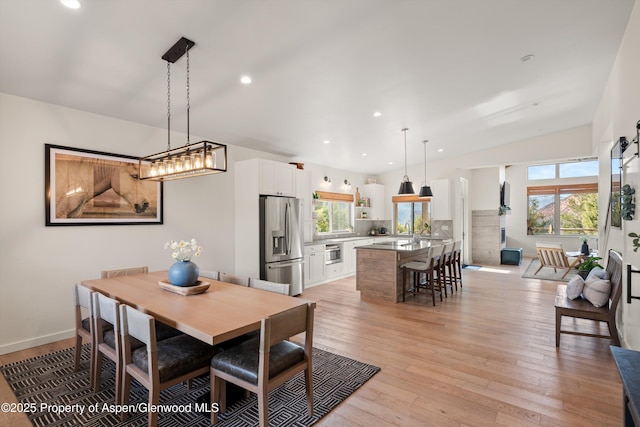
{"left": 355, "top": 240, "right": 434, "bottom": 302}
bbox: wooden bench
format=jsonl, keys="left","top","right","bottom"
{"left": 555, "top": 249, "right": 622, "bottom": 347}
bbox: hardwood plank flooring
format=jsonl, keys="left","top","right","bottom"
{"left": 0, "top": 259, "right": 622, "bottom": 426}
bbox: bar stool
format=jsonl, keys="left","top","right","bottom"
{"left": 401, "top": 245, "right": 442, "bottom": 306}
{"left": 451, "top": 241, "right": 462, "bottom": 290}
{"left": 439, "top": 242, "right": 455, "bottom": 297}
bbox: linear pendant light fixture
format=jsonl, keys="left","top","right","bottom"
{"left": 139, "top": 37, "right": 227, "bottom": 181}
{"left": 398, "top": 127, "right": 415, "bottom": 194}
{"left": 419, "top": 139, "right": 433, "bottom": 197}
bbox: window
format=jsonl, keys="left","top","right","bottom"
{"left": 315, "top": 200, "right": 352, "bottom": 233}
{"left": 313, "top": 191, "right": 355, "bottom": 234}
{"left": 527, "top": 159, "right": 598, "bottom": 236}
{"left": 392, "top": 195, "right": 431, "bottom": 235}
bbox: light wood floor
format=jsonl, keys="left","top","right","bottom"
{"left": 1, "top": 259, "right": 622, "bottom": 426}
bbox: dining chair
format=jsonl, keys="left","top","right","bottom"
{"left": 199, "top": 269, "right": 220, "bottom": 280}
{"left": 119, "top": 304, "right": 219, "bottom": 427}
{"left": 400, "top": 245, "right": 442, "bottom": 306}
{"left": 219, "top": 272, "right": 250, "bottom": 287}
{"left": 249, "top": 278, "right": 290, "bottom": 295}
{"left": 100, "top": 266, "right": 183, "bottom": 341}
{"left": 210, "top": 302, "right": 316, "bottom": 426}
{"left": 91, "top": 292, "right": 124, "bottom": 403}
{"left": 73, "top": 283, "right": 103, "bottom": 387}
{"left": 101, "top": 266, "right": 149, "bottom": 278}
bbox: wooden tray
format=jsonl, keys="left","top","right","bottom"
{"left": 159, "top": 280, "right": 210, "bottom": 296}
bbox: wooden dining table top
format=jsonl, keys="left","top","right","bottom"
{"left": 81, "top": 271, "right": 311, "bottom": 346}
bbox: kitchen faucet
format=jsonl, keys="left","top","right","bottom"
{"left": 405, "top": 221, "right": 412, "bottom": 235}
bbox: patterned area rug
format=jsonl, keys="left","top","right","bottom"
{"left": 1, "top": 345, "right": 380, "bottom": 426}
{"left": 521, "top": 258, "right": 578, "bottom": 282}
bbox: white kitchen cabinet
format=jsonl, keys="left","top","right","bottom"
{"left": 431, "top": 179, "right": 451, "bottom": 220}
{"left": 304, "top": 244, "right": 325, "bottom": 286}
{"left": 326, "top": 261, "right": 343, "bottom": 279}
{"left": 361, "top": 183, "right": 387, "bottom": 220}
{"left": 259, "top": 159, "right": 296, "bottom": 197}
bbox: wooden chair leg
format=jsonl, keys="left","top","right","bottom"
{"left": 305, "top": 365, "right": 314, "bottom": 416}
{"left": 73, "top": 335, "right": 82, "bottom": 371}
{"left": 402, "top": 268, "right": 407, "bottom": 302}
{"left": 120, "top": 372, "right": 132, "bottom": 422}
{"left": 555, "top": 309, "right": 561, "bottom": 347}
{"left": 429, "top": 272, "right": 436, "bottom": 306}
{"left": 258, "top": 383, "right": 268, "bottom": 427}
{"left": 608, "top": 319, "right": 621, "bottom": 346}
{"left": 149, "top": 385, "right": 160, "bottom": 427}
{"left": 93, "top": 352, "right": 103, "bottom": 392}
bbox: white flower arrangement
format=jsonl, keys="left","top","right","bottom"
{"left": 164, "top": 238, "right": 202, "bottom": 262}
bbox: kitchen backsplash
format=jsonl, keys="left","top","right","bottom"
{"left": 431, "top": 220, "right": 453, "bottom": 240}
{"left": 354, "top": 220, "right": 392, "bottom": 236}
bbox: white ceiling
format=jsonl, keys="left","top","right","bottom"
{"left": 0, "top": 0, "right": 634, "bottom": 174}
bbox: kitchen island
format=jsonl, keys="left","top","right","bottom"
{"left": 356, "top": 240, "right": 432, "bottom": 302}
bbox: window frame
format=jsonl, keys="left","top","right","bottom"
{"left": 392, "top": 194, "right": 432, "bottom": 235}
{"left": 527, "top": 183, "right": 598, "bottom": 236}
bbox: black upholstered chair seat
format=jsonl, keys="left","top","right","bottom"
{"left": 211, "top": 337, "right": 304, "bottom": 385}
{"left": 82, "top": 317, "right": 112, "bottom": 332}
{"left": 155, "top": 322, "right": 183, "bottom": 340}
{"left": 102, "top": 321, "right": 179, "bottom": 350}
{"left": 132, "top": 334, "right": 217, "bottom": 383}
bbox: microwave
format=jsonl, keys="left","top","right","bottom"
{"left": 325, "top": 244, "right": 342, "bottom": 265}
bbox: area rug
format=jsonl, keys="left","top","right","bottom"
{"left": 521, "top": 258, "right": 578, "bottom": 282}
{"left": 1, "top": 345, "right": 380, "bottom": 427}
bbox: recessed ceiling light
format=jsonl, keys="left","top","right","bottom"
{"left": 373, "top": 111, "right": 382, "bottom": 117}
{"left": 438, "top": 148, "right": 444, "bottom": 152}
{"left": 61, "top": 0, "right": 81, "bottom": 9}
{"left": 240, "top": 75, "right": 252, "bottom": 84}
{"left": 323, "top": 140, "right": 331, "bottom": 144}
{"left": 362, "top": 153, "right": 367, "bottom": 156}
{"left": 520, "top": 54, "right": 535, "bottom": 63}
{"left": 388, "top": 161, "right": 394, "bottom": 165}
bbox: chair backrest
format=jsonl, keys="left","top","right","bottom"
{"left": 452, "top": 240, "right": 461, "bottom": 252}
{"left": 93, "top": 292, "right": 120, "bottom": 328}
{"left": 536, "top": 243, "right": 569, "bottom": 267}
{"left": 119, "top": 304, "right": 156, "bottom": 352}
{"left": 219, "top": 272, "right": 250, "bottom": 287}
{"left": 606, "top": 250, "right": 623, "bottom": 313}
{"left": 199, "top": 269, "right": 220, "bottom": 280}
{"left": 101, "top": 266, "right": 149, "bottom": 278}
{"left": 249, "top": 278, "right": 290, "bottom": 295}
{"left": 430, "top": 244, "right": 445, "bottom": 265}
{"left": 264, "top": 302, "right": 315, "bottom": 348}
{"left": 74, "top": 284, "right": 93, "bottom": 328}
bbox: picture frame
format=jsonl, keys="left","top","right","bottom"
{"left": 611, "top": 139, "right": 622, "bottom": 229}
{"left": 45, "top": 144, "right": 163, "bottom": 226}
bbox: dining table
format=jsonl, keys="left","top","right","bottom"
{"left": 81, "top": 270, "right": 311, "bottom": 346}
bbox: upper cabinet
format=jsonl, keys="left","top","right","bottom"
{"left": 360, "top": 183, "right": 387, "bottom": 220}
{"left": 430, "top": 179, "right": 451, "bottom": 220}
{"left": 258, "top": 159, "right": 296, "bottom": 197}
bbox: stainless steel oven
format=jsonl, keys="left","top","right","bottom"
{"left": 325, "top": 244, "right": 342, "bottom": 265}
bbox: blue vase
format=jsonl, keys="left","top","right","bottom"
{"left": 168, "top": 260, "right": 199, "bottom": 287}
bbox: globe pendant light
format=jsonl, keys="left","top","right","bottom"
{"left": 419, "top": 139, "right": 433, "bottom": 197}
{"left": 398, "top": 128, "right": 415, "bottom": 194}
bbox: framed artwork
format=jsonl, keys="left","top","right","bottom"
{"left": 611, "top": 139, "right": 622, "bottom": 229}
{"left": 45, "top": 144, "right": 163, "bottom": 226}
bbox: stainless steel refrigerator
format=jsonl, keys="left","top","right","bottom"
{"left": 259, "top": 195, "right": 304, "bottom": 296}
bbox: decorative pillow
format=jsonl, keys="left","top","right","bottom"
{"left": 586, "top": 266, "right": 609, "bottom": 282}
{"left": 583, "top": 278, "right": 612, "bottom": 307}
{"left": 566, "top": 275, "right": 585, "bottom": 299}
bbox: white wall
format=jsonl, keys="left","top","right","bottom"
{"left": 592, "top": 2, "right": 640, "bottom": 350}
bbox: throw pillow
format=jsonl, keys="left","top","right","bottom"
{"left": 583, "top": 278, "right": 612, "bottom": 307}
{"left": 586, "top": 266, "right": 609, "bottom": 281}
{"left": 566, "top": 275, "right": 585, "bottom": 299}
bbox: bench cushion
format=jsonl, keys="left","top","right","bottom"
{"left": 566, "top": 275, "right": 585, "bottom": 299}
{"left": 583, "top": 278, "right": 611, "bottom": 308}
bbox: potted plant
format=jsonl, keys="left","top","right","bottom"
{"left": 577, "top": 255, "right": 603, "bottom": 279}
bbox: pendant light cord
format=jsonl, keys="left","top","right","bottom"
{"left": 423, "top": 140, "right": 428, "bottom": 183}
{"left": 186, "top": 45, "right": 190, "bottom": 145}
{"left": 402, "top": 128, "right": 409, "bottom": 178}
{"left": 166, "top": 61, "right": 171, "bottom": 152}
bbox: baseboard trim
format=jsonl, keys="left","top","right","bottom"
{"left": 0, "top": 329, "right": 75, "bottom": 355}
